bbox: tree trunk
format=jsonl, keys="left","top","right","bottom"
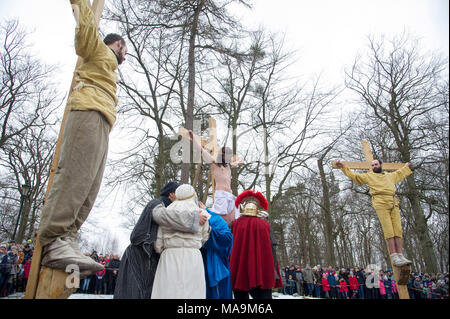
{"left": 16, "top": 197, "right": 31, "bottom": 243}
{"left": 231, "top": 119, "right": 239, "bottom": 195}
{"left": 405, "top": 176, "right": 439, "bottom": 272}
{"left": 317, "top": 154, "right": 336, "bottom": 266}
{"left": 181, "top": 0, "right": 206, "bottom": 183}
{"left": 154, "top": 134, "right": 165, "bottom": 196}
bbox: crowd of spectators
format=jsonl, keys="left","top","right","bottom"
{"left": 280, "top": 264, "right": 449, "bottom": 299}
{"left": 2, "top": 239, "right": 448, "bottom": 299}
{"left": 77, "top": 251, "right": 121, "bottom": 295}
{"left": 0, "top": 240, "right": 33, "bottom": 297}
{"left": 0, "top": 239, "right": 121, "bottom": 297}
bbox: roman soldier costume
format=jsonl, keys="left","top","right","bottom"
{"left": 229, "top": 190, "right": 282, "bottom": 299}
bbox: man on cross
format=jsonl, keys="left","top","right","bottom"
{"left": 37, "top": 0, "right": 128, "bottom": 276}
{"left": 335, "top": 159, "right": 413, "bottom": 267}
{"left": 188, "top": 130, "right": 243, "bottom": 224}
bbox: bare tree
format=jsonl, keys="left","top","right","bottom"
{"left": 0, "top": 19, "right": 59, "bottom": 243}
{"left": 232, "top": 32, "right": 343, "bottom": 267}
{"left": 0, "top": 128, "right": 56, "bottom": 243}
{"left": 0, "top": 19, "right": 58, "bottom": 150}
{"left": 106, "top": 0, "right": 253, "bottom": 183}
{"left": 199, "top": 29, "right": 268, "bottom": 195}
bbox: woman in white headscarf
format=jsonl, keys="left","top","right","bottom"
{"left": 151, "top": 184, "right": 211, "bottom": 299}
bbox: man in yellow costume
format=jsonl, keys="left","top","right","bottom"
{"left": 37, "top": 0, "right": 127, "bottom": 276}
{"left": 335, "top": 159, "right": 413, "bottom": 267}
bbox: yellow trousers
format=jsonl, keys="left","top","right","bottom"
{"left": 372, "top": 195, "right": 403, "bottom": 239}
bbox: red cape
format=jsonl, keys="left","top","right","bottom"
{"left": 230, "top": 216, "right": 282, "bottom": 291}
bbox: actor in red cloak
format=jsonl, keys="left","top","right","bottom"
{"left": 229, "top": 190, "right": 283, "bottom": 299}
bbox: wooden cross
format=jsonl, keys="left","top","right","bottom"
{"left": 332, "top": 139, "right": 410, "bottom": 299}
{"left": 24, "top": 0, "right": 106, "bottom": 299}
{"left": 331, "top": 140, "right": 406, "bottom": 171}
{"left": 179, "top": 117, "right": 242, "bottom": 203}
{"left": 179, "top": 117, "right": 221, "bottom": 161}
{"left": 179, "top": 117, "right": 220, "bottom": 202}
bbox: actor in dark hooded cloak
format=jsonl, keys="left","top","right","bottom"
{"left": 114, "top": 181, "right": 201, "bottom": 299}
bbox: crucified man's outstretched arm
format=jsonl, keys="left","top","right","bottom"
{"left": 188, "top": 130, "right": 243, "bottom": 167}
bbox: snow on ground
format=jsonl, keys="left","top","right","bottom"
{"left": 273, "top": 292, "right": 320, "bottom": 299}
{"left": 0, "top": 292, "right": 113, "bottom": 299}
{"left": 1, "top": 292, "right": 317, "bottom": 299}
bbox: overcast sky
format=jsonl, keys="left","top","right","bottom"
{"left": 1, "top": 0, "right": 448, "bottom": 255}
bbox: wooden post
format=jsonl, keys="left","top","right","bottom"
{"left": 208, "top": 118, "right": 218, "bottom": 202}
{"left": 332, "top": 140, "right": 410, "bottom": 299}
{"left": 387, "top": 246, "right": 411, "bottom": 299}
{"left": 179, "top": 117, "right": 220, "bottom": 202}
{"left": 24, "top": 0, "right": 105, "bottom": 299}
{"left": 34, "top": 267, "right": 78, "bottom": 299}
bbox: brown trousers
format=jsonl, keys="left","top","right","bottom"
{"left": 38, "top": 110, "right": 110, "bottom": 247}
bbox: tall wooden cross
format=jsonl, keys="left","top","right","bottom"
{"left": 332, "top": 139, "right": 410, "bottom": 299}
{"left": 179, "top": 117, "right": 242, "bottom": 203}
{"left": 179, "top": 117, "right": 220, "bottom": 203}
{"left": 24, "top": 0, "right": 106, "bottom": 299}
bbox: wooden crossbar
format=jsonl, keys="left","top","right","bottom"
{"left": 331, "top": 140, "right": 406, "bottom": 171}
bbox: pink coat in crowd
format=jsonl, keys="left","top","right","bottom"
{"left": 379, "top": 280, "right": 386, "bottom": 295}
{"left": 392, "top": 281, "right": 398, "bottom": 294}
{"left": 23, "top": 260, "right": 32, "bottom": 279}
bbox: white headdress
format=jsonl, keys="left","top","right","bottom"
{"left": 167, "top": 184, "right": 211, "bottom": 220}
{"left": 167, "top": 184, "right": 199, "bottom": 211}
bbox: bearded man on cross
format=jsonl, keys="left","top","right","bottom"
{"left": 335, "top": 159, "right": 413, "bottom": 267}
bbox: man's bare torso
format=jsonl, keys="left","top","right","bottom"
{"left": 211, "top": 164, "right": 232, "bottom": 193}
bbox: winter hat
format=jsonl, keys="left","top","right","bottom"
{"left": 160, "top": 181, "right": 180, "bottom": 197}
{"left": 167, "top": 184, "right": 199, "bottom": 210}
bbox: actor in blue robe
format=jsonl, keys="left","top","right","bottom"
{"left": 201, "top": 208, "right": 233, "bottom": 299}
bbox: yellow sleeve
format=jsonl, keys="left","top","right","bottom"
{"left": 70, "top": 0, "right": 102, "bottom": 59}
{"left": 341, "top": 167, "right": 369, "bottom": 185}
{"left": 390, "top": 165, "right": 413, "bottom": 184}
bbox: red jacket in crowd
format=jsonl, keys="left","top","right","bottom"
{"left": 321, "top": 277, "right": 330, "bottom": 291}
{"left": 349, "top": 275, "right": 359, "bottom": 290}
{"left": 339, "top": 280, "right": 349, "bottom": 292}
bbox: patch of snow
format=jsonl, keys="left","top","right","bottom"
{"left": 1, "top": 292, "right": 318, "bottom": 299}
{"left": 69, "top": 293, "right": 114, "bottom": 299}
